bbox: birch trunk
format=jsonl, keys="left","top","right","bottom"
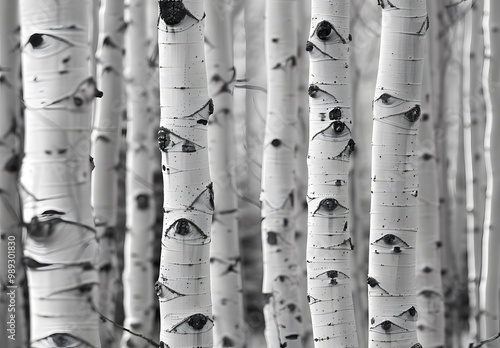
{"left": 157, "top": 1, "right": 214, "bottom": 346}
{"left": 0, "top": 1, "right": 26, "bottom": 347}
{"left": 368, "top": 1, "right": 427, "bottom": 346}
{"left": 91, "top": 0, "right": 124, "bottom": 345}
{"left": 479, "top": 0, "right": 500, "bottom": 344}
{"left": 20, "top": 0, "right": 102, "bottom": 346}
{"left": 415, "top": 46, "right": 445, "bottom": 347}
{"left": 204, "top": 1, "right": 245, "bottom": 347}
{"left": 468, "top": 0, "right": 487, "bottom": 340}
{"left": 261, "top": 0, "right": 302, "bottom": 347}
{"left": 306, "top": 0, "right": 358, "bottom": 346}
{"left": 122, "top": 0, "right": 155, "bottom": 346}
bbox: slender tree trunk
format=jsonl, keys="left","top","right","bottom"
{"left": 204, "top": 1, "right": 245, "bottom": 346}
{"left": 415, "top": 43, "right": 445, "bottom": 347}
{"left": 306, "top": 0, "right": 358, "bottom": 346}
{"left": 122, "top": 0, "right": 155, "bottom": 346}
{"left": 156, "top": 1, "right": 214, "bottom": 346}
{"left": 91, "top": 0, "right": 124, "bottom": 346}
{"left": 479, "top": 0, "right": 500, "bottom": 345}
{"left": 368, "top": 1, "right": 427, "bottom": 346}
{"left": 19, "top": 0, "right": 102, "bottom": 346}
{"left": 469, "top": 1, "right": 487, "bottom": 340}
{"left": 0, "top": 1, "right": 26, "bottom": 347}
{"left": 261, "top": 0, "right": 302, "bottom": 347}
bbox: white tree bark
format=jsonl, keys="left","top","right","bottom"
{"left": 0, "top": 1, "right": 26, "bottom": 347}
{"left": 122, "top": 0, "right": 155, "bottom": 346}
{"left": 306, "top": 0, "right": 358, "bottom": 346}
{"left": 20, "top": 0, "right": 102, "bottom": 346}
{"left": 91, "top": 0, "right": 124, "bottom": 346}
{"left": 204, "top": 1, "right": 245, "bottom": 347}
{"left": 479, "top": 0, "right": 500, "bottom": 345}
{"left": 368, "top": 1, "right": 427, "bottom": 347}
{"left": 157, "top": 1, "right": 214, "bottom": 346}
{"left": 415, "top": 45, "right": 445, "bottom": 347}
{"left": 261, "top": 1, "right": 302, "bottom": 347}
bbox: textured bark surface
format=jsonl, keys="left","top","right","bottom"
{"left": 0, "top": 1, "right": 27, "bottom": 347}
{"left": 415, "top": 51, "right": 445, "bottom": 347}
{"left": 261, "top": 1, "right": 302, "bottom": 347}
{"left": 157, "top": 1, "right": 214, "bottom": 346}
{"left": 368, "top": 1, "right": 427, "bottom": 346}
{"left": 91, "top": 0, "right": 124, "bottom": 345}
{"left": 122, "top": 0, "right": 155, "bottom": 347}
{"left": 204, "top": 0, "right": 245, "bottom": 347}
{"left": 20, "top": 0, "right": 101, "bottom": 346}
{"left": 306, "top": 1, "right": 358, "bottom": 347}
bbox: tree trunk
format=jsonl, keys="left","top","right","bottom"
{"left": 204, "top": 1, "right": 245, "bottom": 346}
{"left": 20, "top": 0, "right": 102, "bottom": 346}
{"left": 479, "top": 0, "right": 500, "bottom": 345}
{"left": 156, "top": 1, "right": 214, "bottom": 346}
{"left": 261, "top": 0, "right": 302, "bottom": 347}
{"left": 0, "top": 1, "right": 27, "bottom": 347}
{"left": 415, "top": 42, "right": 445, "bottom": 347}
{"left": 91, "top": 0, "right": 124, "bottom": 345}
{"left": 122, "top": 0, "right": 155, "bottom": 346}
{"left": 368, "top": 1, "right": 427, "bottom": 346}
{"left": 306, "top": 0, "right": 358, "bottom": 346}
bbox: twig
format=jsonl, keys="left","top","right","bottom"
{"left": 470, "top": 332, "right": 500, "bottom": 348}
{"left": 87, "top": 297, "right": 159, "bottom": 347}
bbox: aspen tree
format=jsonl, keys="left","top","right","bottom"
{"left": 368, "top": 0, "right": 427, "bottom": 346}
{"left": 19, "top": 0, "right": 102, "bottom": 346}
{"left": 204, "top": 0, "right": 245, "bottom": 346}
{"left": 122, "top": 0, "right": 156, "bottom": 346}
{"left": 415, "top": 50, "right": 445, "bottom": 347}
{"left": 156, "top": 1, "right": 214, "bottom": 346}
{"left": 306, "top": 1, "right": 358, "bottom": 346}
{"left": 91, "top": 0, "right": 124, "bottom": 345}
{"left": 261, "top": 1, "right": 302, "bottom": 347}
{"left": 242, "top": 0, "right": 266, "bottom": 314}
{"left": 0, "top": 1, "right": 26, "bottom": 347}
{"left": 479, "top": 0, "right": 500, "bottom": 344}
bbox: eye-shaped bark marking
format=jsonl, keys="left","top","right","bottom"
{"left": 164, "top": 218, "right": 208, "bottom": 242}
{"left": 26, "top": 33, "right": 74, "bottom": 56}
{"left": 323, "top": 238, "right": 354, "bottom": 251}
{"left": 307, "top": 295, "right": 320, "bottom": 305}
{"left": 89, "top": 155, "right": 95, "bottom": 172}
{"left": 47, "top": 334, "right": 80, "bottom": 347}
{"left": 183, "top": 98, "right": 213, "bottom": 122}
{"left": 27, "top": 216, "right": 61, "bottom": 240}
{"left": 375, "top": 93, "right": 421, "bottom": 123}
{"left": 411, "top": 344, "right": 423, "bottom": 348}
{"left": 311, "top": 121, "right": 350, "bottom": 142}
{"left": 370, "top": 320, "right": 408, "bottom": 334}
{"left": 313, "top": 198, "right": 348, "bottom": 217}
{"left": 44, "top": 77, "right": 103, "bottom": 109}
{"left": 308, "top": 84, "right": 338, "bottom": 102}
{"left": 373, "top": 234, "right": 411, "bottom": 250}
{"left": 210, "top": 67, "right": 236, "bottom": 96}
{"left": 157, "top": 127, "right": 202, "bottom": 153}
{"left": 315, "top": 270, "right": 349, "bottom": 285}
{"left": 23, "top": 257, "right": 52, "bottom": 269}
{"left": 155, "top": 281, "right": 185, "bottom": 301}
{"left": 395, "top": 306, "right": 418, "bottom": 321}
{"left": 272, "top": 56, "right": 297, "bottom": 71}
{"left": 333, "top": 139, "right": 356, "bottom": 161}
{"left": 312, "top": 20, "right": 347, "bottom": 44}
{"left": 102, "top": 36, "right": 119, "bottom": 49}
{"left": 170, "top": 313, "right": 213, "bottom": 333}
{"left": 416, "top": 16, "right": 430, "bottom": 36}
{"left": 188, "top": 183, "right": 214, "bottom": 213}
{"left": 305, "top": 41, "right": 336, "bottom": 60}
{"left": 404, "top": 105, "right": 421, "bottom": 122}
{"left": 267, "top": 231, "right": 278, "bottom": 245}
